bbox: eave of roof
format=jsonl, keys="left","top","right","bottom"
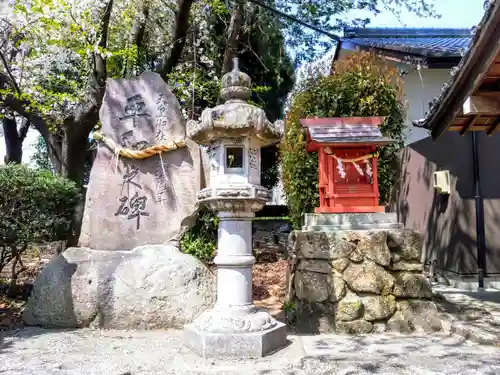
{"left": 340, "top": 27, "right": 471, "bottom": 62}
{"left": 299, "top": 117, "right": 394, "bottom": 146}
{"left": 412, "top": 0, "right": 500, "bottom": 138}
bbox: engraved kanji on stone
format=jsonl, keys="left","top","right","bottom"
{"left": 114, "top": 192, "right": 150, "bottom": 230}
{"left": 154, "top": 94, "right": 173, "bottom": 141}
{"left": 121, "top": 130, "right": 150, "bottom": 150}
{"left": 119, "top": 94, "right": 151, "bottom": 128}
{"left": 154, "top": 170, "right": 168, "bottom": 203}
{"left": 120, "top": 165, "right": 142, "bottom": 190}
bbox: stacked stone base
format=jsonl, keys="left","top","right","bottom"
{"left": 286, "top": 215, "right": 443, "bottom": 334}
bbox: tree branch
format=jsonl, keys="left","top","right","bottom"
{"left": 157, "top": 0, "right": 195, "bottom": 79}
{"left": 0, "top": 72, "right": 63, "bottom": 168}
{"left": 0, "top": 50, "right": 21, "bottom": 95}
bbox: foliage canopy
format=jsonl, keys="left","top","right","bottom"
{"left": 0, "top": 163, "right": 81, "bottom": 284}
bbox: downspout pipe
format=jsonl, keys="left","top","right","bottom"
{"left": 471, "top": 131, "right": 486, "bottom": 289}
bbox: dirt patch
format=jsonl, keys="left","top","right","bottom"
{"left": 204, "top": 259, "right": 288, "bottom": 321}
{"left": 0, "top": 242, "right": 60, "bottom": 331}
{"left": 253, "top": 259, "right": 288, "bottom": 321}
{"left": 0, "top": 292, "right": 27, "bottom": 330}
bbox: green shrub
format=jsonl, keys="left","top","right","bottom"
{"left": 0, "top": 164, "right": 81, "bottom": 286}
{"left": 282, "top": 52, "right": 406, "bottom": 229}
{"left": 181, "top": 209, "right": 218, "bottom": 263}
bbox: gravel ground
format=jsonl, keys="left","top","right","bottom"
{"left": 2, "top": 328, "right": 500, "bottom": 375}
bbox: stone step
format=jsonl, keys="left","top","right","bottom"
{"left": 302, "top": 222, "right": 403, "bottom": 232}
{"left": 304, "top": 213, "right": 398, "bottom": 227}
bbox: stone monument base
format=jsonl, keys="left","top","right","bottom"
{"left": 23, "top": 245, "right": 215, "bottom": 329}
{"left": 286, "top": 212, "right": 447, "bottom": 334}
{"left": 184, "top": 321, "right": 287, "bottom": 358}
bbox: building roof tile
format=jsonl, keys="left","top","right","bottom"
{"left": 342, "top": 27, "right": 472, "bottom": 58}
{"left": 300, "top": 118, "right": 394, "bottom": 145}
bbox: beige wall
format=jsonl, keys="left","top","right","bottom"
{"left": 399, "top": 68, "right": 451, "bottom": 144}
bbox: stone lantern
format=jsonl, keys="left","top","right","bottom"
{"left": 183, "top": 58, "right": 287, "bottom": 358}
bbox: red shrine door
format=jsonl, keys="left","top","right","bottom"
{"left": 318, "top": 146, "right": 382, "bottom": 213}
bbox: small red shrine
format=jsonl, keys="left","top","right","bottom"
{"left": 300, "top": 116, "right": 394, "bottom": 214}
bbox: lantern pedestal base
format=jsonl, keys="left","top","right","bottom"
{"left": 184, "top": 320, "right": 287, "bottom": 359}
{"left": 303, "top": 212, "right": 403, "bottom": 232}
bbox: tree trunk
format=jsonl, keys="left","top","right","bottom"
{"left": 157, "top": 0, "right": 195, "bottom": 79}
{"left": 2, "top": 117, "right": 30, "bottom": 164}
{"left": 2, "top": 116, "right": 22, "bottom": 163}
{"left": 61, "top": 129, "right": 89, "bottom": 186}
{"left": 62, "top": 125, "right": 92, "bottom": 246}
{"left": 222, "top": 0, "right": 245, "bottom": 75}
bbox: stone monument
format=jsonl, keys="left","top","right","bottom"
{"left": 285, "top": 117, "right": 445, "bottom": 334}
{"left": 79, "top": 71, "right": 208, "bottom": 249}
{"left": 23, "top": 72, "right": 215, "bottom": 329}
{"left": 183, "top": 58, "right": 287, "bottom": 358}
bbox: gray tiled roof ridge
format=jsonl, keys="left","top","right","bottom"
{"left": 343, "top": 27, "right": 472, "bottom": 38}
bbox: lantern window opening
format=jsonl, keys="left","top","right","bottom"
{"left": 225, "top": 145, "right": 245, "bottom": 172}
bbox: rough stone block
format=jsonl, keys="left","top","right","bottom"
{"left": 295, "top": 232, "right": 330, "bottom": 259}
{"left": 393, "top": 273, "right": 432, "bottom": 298}
{"left": 293, "top": 301, "right": 336, "bottom": 334}
{"left": 337, "top": 297, "right": 363, "bottom": 321}
{"left": 327, "top": 275, "right": 346, "bottom": 302}
{"left": 297, "top": 259, "right": 332, "bottom": 274}
{"left": 79, "top": 72, "right": 209, "bottom": 251}
{"left": 336, "top": 319, "right": 373, "bottom": 334}
{"left": 23, "top": 245, "right": 215, "bottom": 329}
{"left": 362, "top": 295, "right": 396, "bottom": 321}
{"left": 183, "top": 322, "right": 287, "bottom": 358}
{"left": 343, "top": 262, "right": 394, "bottom": 295}
{"left": 390, "top": 261, "right": 424, "bottom": 272}
{"left": 328, "top": 238, "right": 357, "bottom": 260}
{"left": 331, "top": 258, "right": 350, "bottom": 273}
{"left": 387, "top": 311, "right": 414, "bottom": 333}
{"left": 357, "top": 231, "right": 390, "bottom": 266}
{"left": 397, "top": 300, "right": 442, "bottom": 333}
{"left": 386, "top": 229, "right": 423, "bottom": 262}
{"left": 295, "top": 271, "right": 329, "bottom": 302}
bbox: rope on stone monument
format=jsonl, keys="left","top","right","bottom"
{"left": 93, "top": 131, "right": 186, "bottom": 160}
{"left": 113, "top": 148, "right": 120, "bottom": 175}
{"left": 159, "top": 150, "right": 169, "bottom": 184}
{"left": 191, "top": 28, "right": 196, "bottom": 120}
{"left": 324, "top": 147, "right": 379, "bottom": 163}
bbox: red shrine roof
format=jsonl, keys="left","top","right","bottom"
{"left": 300, "top": 117, "right": 394, "bottom": 146}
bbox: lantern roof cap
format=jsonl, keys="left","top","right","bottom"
{"left": 187, "top": 58, "right": 282, "bottom": 146}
